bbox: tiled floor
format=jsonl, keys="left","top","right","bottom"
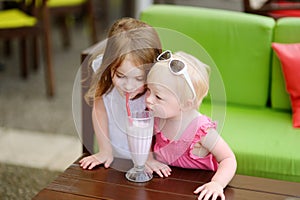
{"left": 0, "top": 163, "right": 61, "bottom": 200}
{"left": 0, "top": 127, "right": 81, "bottom": 171}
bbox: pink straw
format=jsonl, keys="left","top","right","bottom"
{"left": 126, "top": 92, "right": 132, "bottom": 124}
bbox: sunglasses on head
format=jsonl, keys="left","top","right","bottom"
{"left": 156, "top": 50, "right": 196, "bottom": 99}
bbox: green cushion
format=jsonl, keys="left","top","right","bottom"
{"left": 137, "top": 5, "right": 300, "bottom": 182}
{"left": 271, "top": 17, "right": 300, "bottom": 110}
{"left": 0, "top": 9, "right": 36, "bottom": 29}
{"left": 201, "top": 102, "right": 300, "bottom": 182}
{"left": 47, "top": 0, "right": 86, "bottom": 7}
{"left": 141, "top": 5, "right": 275, "bottom": 107}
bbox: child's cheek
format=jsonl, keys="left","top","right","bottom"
{"left": 112, "top": 77, "right": 122, "bottom": 89}
{"left": 153, "top": 105, "right": 168, "bottom": 119}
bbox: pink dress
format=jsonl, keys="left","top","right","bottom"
{"left": 153, "top": 115, "right": 218, "bottom": 171}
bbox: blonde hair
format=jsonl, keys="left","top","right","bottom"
{"left": 147, "top": 51, "right": 210, "bottom": 108}
{"left": 85, "top": 17, "right": 162, "bottom": 105}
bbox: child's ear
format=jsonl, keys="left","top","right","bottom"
{"left": 180, "top": 99, "right": 195, "bottom": 111}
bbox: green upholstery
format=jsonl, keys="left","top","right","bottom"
{"left": 140, "top": 5, "right": 300, "bottom": 182}
{"left": 47, "top": 0, "right": 86, "bottom": 7}
{"left": 0, "top": 9, "right": 36, "bottom": 29}
{"left": 200, "top": 101, "right": 300, "bottom": 182}
{"left": 217, "top": 104, "right": 300, "bottom": 182}
{"left": 141, "top": 5, "right": 275, "bottom": 107}
{"left": 271, "top": 17, "right": 300, "bottom": 110}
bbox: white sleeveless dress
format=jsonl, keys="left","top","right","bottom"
{"left": 102, "top": 87, "right": 146, "bottom": 159}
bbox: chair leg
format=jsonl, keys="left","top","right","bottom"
{"left": 4, "top": 39, "right": 11, "bottom": 57}
{"left": 58, "top": 15, "right": 71, "bottom": 49}
{"left": 43, "top": 7, "right": 55, "bottom": 97}
{"left": 32, "top": 37, "right": 39, "bottom": 71}
{"left": 86, "top": 0, "right": 98, "bottom": 44}
{"left": 20, "top": 38, "right": 28, "bottom": 79}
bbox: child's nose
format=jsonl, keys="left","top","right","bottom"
{"left": 124, "top": 79, "right": 136, "bottom": 91}
{"left": 145, "top": 93, "right": 154, "bottom": 105}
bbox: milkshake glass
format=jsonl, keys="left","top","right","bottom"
{"left": 125, "top": 111, "right": 154, "bottom": 182}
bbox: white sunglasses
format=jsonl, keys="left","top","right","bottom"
{"left": 156, "top": 50, "right": 196, "bottom": 99}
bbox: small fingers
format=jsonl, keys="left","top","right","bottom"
{"left": 79, "top": 156, "right": 101, "bottom": 170}
{"left": 80, "top": 159, "right": 92, "bottom": 169}
{"left": 198, "top": 189, "right": 207, "bottom": 200}
{"left": 79, "top": 157, "right": 88, "bottom": 166}
{"left": 203, "top": 191, "right": 213, "bottom": 200}
{"left": 155, "top": 165, "right": 171, "bottom": 177}
{"left": 88, "top": 161, "right": 99, "bottom": 170}
{"left": 195, "top": 188, "right": 225, "bottom": 200}
{"left": 81, "top": 162, "right": 88, "bottom": 169}
{"left": 155, "top": 169, "right": 164, "bottom": 178}
{"left": 161, "top": 166, "right": 171, "bottom": 177}
{"left": 150, "top": 165, "right": 164, "bottom": 177}
{"left": 145, "top": 159, "right": 172, "bottom": 178}
{"left": 220, "top": 193, "right": 225, "bottom": 200}
{"left": 194, "top": 185, "right": 204, "bottom": 194}
{"left": 104, "top": 157, "right": 113, "bottom": 168}
{"left": 211, "top": 193, "right": 220, "bottom": 200}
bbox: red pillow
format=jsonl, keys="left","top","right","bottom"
{"left": 272, "top": 43, "right": 300, "bottom": 128}
{"left": 269, "top": 10, "right": 300, "bottom": 18}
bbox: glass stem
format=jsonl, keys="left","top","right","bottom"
{"left": 134, "top": 165, "right": 145, "bottom": 172}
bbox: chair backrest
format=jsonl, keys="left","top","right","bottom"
{"left": 141, "top": 5, "right": 275, "bottom": 108}
{"left": 0, "top": 0, "right": 54, "bottom": 96}
{"left": 47, "top": 0, "right": 98, "bottom": 46}
{"left": 81, "top": 45, "right": 96, "bottom": 154}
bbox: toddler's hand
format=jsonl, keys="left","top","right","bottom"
{"left": 194, "top": 181, "right": 225, "bottom": 200}
{"left": 145, "top": 158, "right": 171, "bottom": 178}
{"left": 79, "top": 152, "right": 113, "bottom": 170}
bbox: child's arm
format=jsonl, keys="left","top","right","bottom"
{"left": 79, "top": 97, "right": 113, "bottom": 169}
{"left": 194, "top": 129, "right": 237, "bottom": 200}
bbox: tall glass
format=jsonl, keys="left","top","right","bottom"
{"left": 125, "top": 111, "right": 154, "bottom": 182}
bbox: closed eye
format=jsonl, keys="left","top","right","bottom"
{"left": 115, "top": 71, "right": 125, "bottom": 79}
{"left": 156, "top": 95, "right": 162, "bottom": 100}
{"left": 136, "top": 76, "right": 145, "bottom": 81}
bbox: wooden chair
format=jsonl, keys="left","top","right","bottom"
{"left": 0, "top": 0, "right": 55, "bottom": 97}
{"left": 47, "top": 0, "right": 98, "bottom": 48}
{"left": 243, "top": 0, "right": 300, "bottom": 19}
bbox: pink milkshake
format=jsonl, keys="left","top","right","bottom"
{"left": 125, "top": 111, "right": 154, "bottom": 182}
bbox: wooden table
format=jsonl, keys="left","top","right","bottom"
{"left": 33, "top": 155, "right": 300, "bottom": 200}
{"left": 33, "top": 44, "right": 300, "bottom": 200}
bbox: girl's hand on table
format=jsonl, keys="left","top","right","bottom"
{"left": 79, "top": 152, "right": 113, "bottom": 170}
{"left": 194, "top": 181, "right": 225, "bottom": 200}
{"left": 145, "top": 158, "right": 172, "bottom": 178}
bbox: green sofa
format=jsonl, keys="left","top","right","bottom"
{"left": 140, "top": 5, "right": 300, "bottom": 182}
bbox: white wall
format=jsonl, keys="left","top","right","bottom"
{"left": 135, "top": 0, "right": 154, "bottom": 18}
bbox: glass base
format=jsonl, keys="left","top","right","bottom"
{"left": 125, "top": 166, "right": 153, "bottom": 183}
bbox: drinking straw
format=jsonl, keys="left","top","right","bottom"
{"left": 126, "top": 92, "right": 133, "bottom": 124}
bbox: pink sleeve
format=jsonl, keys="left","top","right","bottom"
{"left": 189, "top": 117, "right": 217, "bottom": 158}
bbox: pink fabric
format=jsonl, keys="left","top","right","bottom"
{"left": 153, "top": 115, "right": 218, "bottom": 171}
